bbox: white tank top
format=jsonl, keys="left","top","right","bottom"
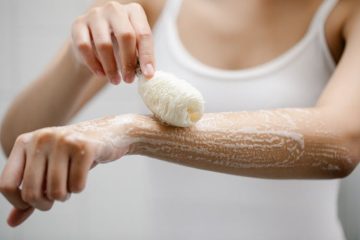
{"left": 137, "top": 0, "right": 345, "bottom": 239}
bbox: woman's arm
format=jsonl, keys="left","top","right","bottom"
{"left": 0, "top": 42, "right": 104, "bottom": 156}
{"left": 0, "top": 0, "right": 164, "bottom": 156}
{"left": 125, "top": 4, "right": 360, "bottom": 179}
{"left": 127, "top": 109, "right": 355, "bottom": 179}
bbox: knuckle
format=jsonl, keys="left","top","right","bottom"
{"left": 128, "top": 2, "right": 143, "bottom": 11}
{"left": 96, "top": 42, "right": 112, "bottom": 53}
{"left": 57, "top": 134, "right": 73, "bottom": 147}
{"left": 73, "top": 141, "right": 87, "bottom": 154}
{"left": 105, "top": 1, "right": 120, "bottom": 10}
{"left": 77, "top": 42, "right": 92, "bottom": 53}
{"left": 61, "top": 134, "right": 89, "bottom": 155}
{"left": 117, "top": 31, "right": 135, "bottom": 42}
{"left": 124, "top": 62, "right": 136, "bottom": 72}
{"left": 22, "top": 190, "right": 39, "bottom": 203}
{"left": 72, "top": 16, "right": 85, "bottom": 28}
{"left": 34, "top": 130, "right": 54, "bottom": 147}
{"left": 136, "top": 31, "right": 152, "bottom": 41}
{"left": 139, "top": 52, "right": 154, "bottom": 64}
{"left": 71, "top": 180, "right": 85, "bottom": 193}
{"left": 48, "top": 189, "right": 67, "bottom": 201}
{"left": 82, "top": 143, "right": 95, "bottom": 157}
{"left": 108, "top": 61, "right": 118, "bottom": 70}
{"left": 140, "top": 50, "right": 153, "bottom": 59}
{"left": 88, "top": 7, "right": 101, "bottom": 17}
{"left": 56, "top": 134, "right": 82, "bottom": 152}
{"left": 105, "top": 67, "right": 118, "bottom": 77}
{"left": 15, "top": 133, "right": 31, "bottom": 146}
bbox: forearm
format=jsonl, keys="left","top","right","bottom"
{"left": 127, "top": 108, "right": 358, "bottom": 179}
{"left": 0, "top": 41, "right": 96, "bottom": 155}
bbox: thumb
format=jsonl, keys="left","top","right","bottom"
{"left": 7, "top": 207, "right": 35, "bottom": 227}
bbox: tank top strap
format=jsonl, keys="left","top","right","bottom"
{"left": 161, "top": 0, "right": 183, "bottom": 19}
{"left": 308, "top": 0, "right": 338, "bottom": 34}
{"left": 311, "top": 0, "right": 338, "bottom": 70}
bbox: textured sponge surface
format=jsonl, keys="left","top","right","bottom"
{"left": 138, "top": 71, "right": 205, "bottom": 127}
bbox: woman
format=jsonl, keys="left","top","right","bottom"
{"left": 1, "top": 0, "right": 360, "bottom": 238}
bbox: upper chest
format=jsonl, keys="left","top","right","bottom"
{"left": 150, "top": 0, "right": 345, "bottom": 110}
{"left": 174, "top": 0, "right": 347, "bottom": 70}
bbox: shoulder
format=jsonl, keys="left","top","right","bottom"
{"left": 325, "top": 0, "right": 359, "bottom": 62}
{"left": 342, "top": 0, "right": 360, "bottom": 41}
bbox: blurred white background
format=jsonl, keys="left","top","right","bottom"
{"left": 1, "top": 0, "right": 360, "bottom": 239}
{"left": 0, "top": 0, "right": 154, "bottom": 239}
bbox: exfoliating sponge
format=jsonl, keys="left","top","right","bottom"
{"left": 137, "top": 71, "right": 205, "bottom": 127}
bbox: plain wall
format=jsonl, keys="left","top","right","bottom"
{"left": 1, "top": 0, "right": 360, "bottom": 239}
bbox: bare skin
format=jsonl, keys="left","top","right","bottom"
{"left": 178, "top": 0, "right": 345, "bottom": 68}
{"left": 1, "top": 0, "right": 360, "bottom": 228}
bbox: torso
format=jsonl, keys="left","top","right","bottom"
{"left": 128, "top": 0, "right": 350, "bottom": 238}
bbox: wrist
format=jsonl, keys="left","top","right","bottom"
{"left": 93, "top": 114, "right": 156, "bottom": 159}
{"left": 125, "top": 114, "right": 161, "bottom": 155}
{"left": 72, "top": 114, "right": 148, "bottom": 163}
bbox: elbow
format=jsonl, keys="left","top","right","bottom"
{"left": 319, "top": 109, "right": 360, "bottom": 178}
{"left": 335, "top": 162, "right": 357, "bottom": 179}
{"left": 335, "top": 128, "right": 360, "bottom": 178}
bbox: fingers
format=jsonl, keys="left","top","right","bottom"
{"left": 109, "top": 6, "right": 137, "bottom": 83}
{"left": 68, "top": 144, "right": 94, "bottom": 193}
{"left": 46, "top": 143, "right": 70, "bottom": 201}
{"left": 71, "top": 2, "right": 155, "bottom": 84}
{"left": 0, "top": 134, "right": 45, "bottom": 227}
{"left": 0, "top": 136, "right": 31, "bottom": 211}
{"left": 21, "top": 139, "right": 53, "bottom": 211}
{"left": 7, "top": 207, "right": 35, "bottom": 228}
{"left": 0, "top": 129, "right": 97, "bottom": 227}
{"left": 72, "top": 17, "right": 105, "bottom": 77}
{"left": 127, "top": 3, "right": 155, "bottom": 78}
{"left": 89, "top": 14, "right": 121, "bottom": 85}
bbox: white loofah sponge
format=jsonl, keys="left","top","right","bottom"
{"left": 137, "top": 71, "right": 205, "bottom": 127}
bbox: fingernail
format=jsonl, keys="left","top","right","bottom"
{"left": 111, "top": 73, "right": 121, "bottom": 85}
{"left": 125, "top": 72, "right": 135, "bottom": 83}
{"left": 143, "top": 63, "right": 154, "bottom": 77}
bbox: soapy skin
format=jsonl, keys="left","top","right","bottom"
{"left": 126, "top": 109, "right": 357, "bottom": 179}
{"left": 0, "top": 114, "right": 137, "bottom": 226}
{"left": 0, "top": 109, "right": 358, "bottom": 228}
{"left": 137, "top": 71, "right": 205, "bottom": 127}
